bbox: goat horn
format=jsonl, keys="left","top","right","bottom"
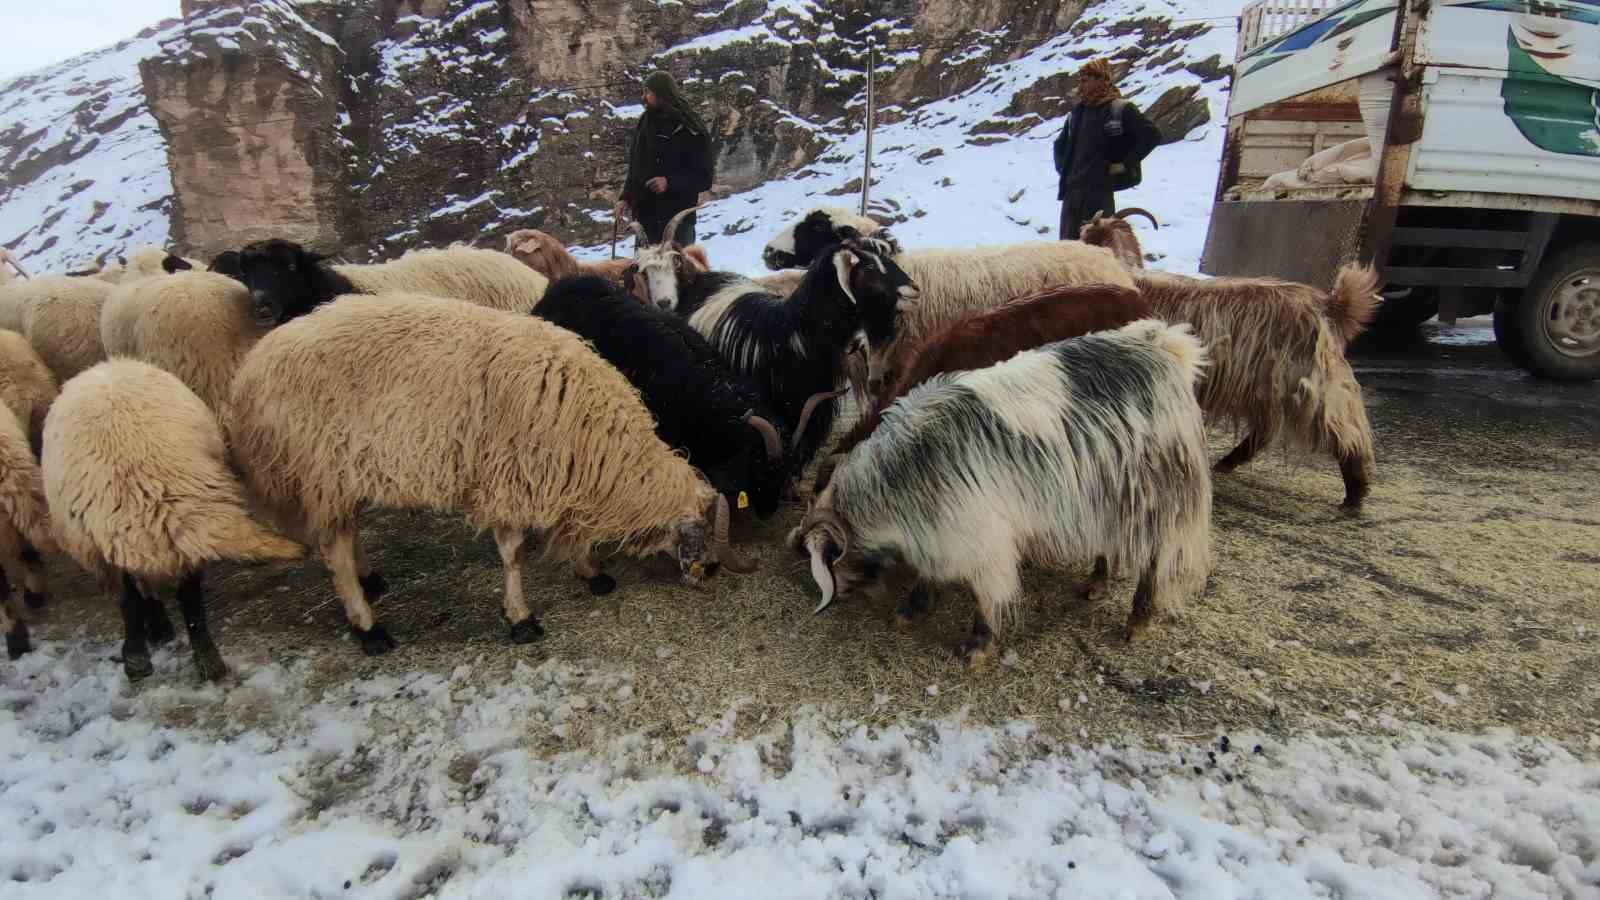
{"left": 1113, "top": 208, "right": 1160, "bottom": 229}
{"left": 844, "top": 347, "right": 870, "bottom": 408}
{"left": 9, "top": 259, "right": 28, "bottom": 280}
{"left": 744, "top": 412, "right": 784, "bottom": 462}
{"left": 792, "top": 388, "right": 846, "bottom": 452}
{"left": 806, "top": 531, "right": 837, "bottom": 614}
{"left": 661, "top": 203, "right": 705, "bottom": 248}
{"left": 713, "top": 494, "right": 758, "bottom": 573}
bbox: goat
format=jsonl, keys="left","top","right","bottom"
{"left": 1077, "top": 208, "right": 1159, "bottom": 269}
{"left": 789, "top": 320, "right": 1212, "bottom": 668}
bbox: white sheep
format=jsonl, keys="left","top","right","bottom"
{"left": 17, "top": 276, "right": 114, "bottom": 383}
{"left": 42, "top": 359, "right": 304, "bottom": 681}
{"left": 0, "top": 404, "right": 56, "bottom": 661}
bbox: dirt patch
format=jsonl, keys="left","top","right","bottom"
{"left": 23, "top": 397, "right": 1600, "bottom": 754}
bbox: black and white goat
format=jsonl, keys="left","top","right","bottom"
{"left": 533, "top": 274, "right": 799, "bottom": 518}
{"left": 788, "top": 319, "right": 1214, "bottom": 668}
{"left": 653, "top": 239, "right": 918, "bottom": 467}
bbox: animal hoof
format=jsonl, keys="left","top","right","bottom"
{"left": 23, "top": 590, "right": 46, "bottom": 610}
{"left": 354, "top": 624, "right": 396, "bottom": 656}
{"left": 1124, "top": 620, "right": 1151, "bottom": 643}
{"left": 192, "top": 644, "right": 229, "bottom": 682}
{"left": 1213, "top": 459, "right": 1239, "bottom": 474}
{"left": 894, "top": 612, "right": 919, "bottom": 630}
{"left": 957, "top": 638, "right": 995, "bottom": 671}
{"left": 6, "top": 627, "right": 30, "bottom": 660}
{"left": 1080, "top": 579, "right": 1108, "bottom": 602}
{"left": 585, "top": 573, "right": 617, "bottom": 596}
{"left": 359, "top": 572, "right": 389, "bottom": 600}
{"left": 1339, "top": 498, "right": 1365, "bottom": 517}
{"left": 509, "top": 617, "right": 545, "bottom": 644}
{"left": 123, "top": 651, "right": 154, "bottom": 681}
{"left": 146, "top": 611, "right": 177, "bottom": 647}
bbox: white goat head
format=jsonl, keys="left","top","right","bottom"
{"left": 630, "top": 205, "right": 703, "bottom": 311}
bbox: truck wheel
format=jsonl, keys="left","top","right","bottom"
{"left": 1513, "top": 245, "right": 1600, "bottom": 380}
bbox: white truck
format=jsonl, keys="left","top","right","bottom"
{"left": 1202, "top": 0, "right": 1600, "bottom": 379}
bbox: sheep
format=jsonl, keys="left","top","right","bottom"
{"left": 814, "top": 282, "right": 1152, "bottom": 492}
{"left": 646, "top": 238, "right": 920, "bottom": 467}
{"left": 760, "top": 206, "right": 886, "bottom": 270}
{"left": 83, "top": 246, "right": 197, "bottom": 284}
{"left": 99, "top": 271, "right": 265, "bottom": 420}
{"left": 16, "top": 276, "right": 114, "bottom": 382}
{"left": 0, "top": 248, "right": 27, "bottom": 283}
{"left": 227, "top": 294, "right": 756, "bottom": 654}
{"left": 506, "top": 228, "right": 638, "bottom": 285}
{"left": 224, "top": 239, "right": 550, "bottom": 326}
{"left": 0, "top": 405, "right": 56, "bottom": 660}
{"left": 788, "top": 319, "right": 1213, "bottom": 668}
{"left": 0, "top": 329, "right": 59, "bottom": 458}
{"left": 533, "top": 274, "right": 797, "bottom": 518}
{"left": 1077, "top": 208, "right": 1159, "bottom": 269}
{"left": 761, "top": 207, "right": 1136, "bottom": 389}
{"left": 42, "top": 360, "right": 304, "bottom": 680}
{"left": 1135, "top": 264, "right": 1382, "bottom": 509}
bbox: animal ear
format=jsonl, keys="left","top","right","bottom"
{"left": 837, "top": 225, "right": 861, "bottom": 240}
{"left": 513, "top": 239, "right": 540, "bottom": 255}
{"left": 162, "top": 254, "right": 193, "bottom": 274}
{"left": 683, "top": 245, "right": 709, "bottom": 270}
{"left": 833, "top": 249, "right": 860, "bottom": 305}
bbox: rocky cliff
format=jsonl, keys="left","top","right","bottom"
{"left": 2, "top": 0, "right": 1227, "bottom": 271}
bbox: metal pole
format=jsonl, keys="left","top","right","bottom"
{"left": 861, "top": 40, "right": 876, "bottom": 217}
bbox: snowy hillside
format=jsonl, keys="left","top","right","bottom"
{"left": 4, "top": 638, "right": 1597, "bottom": 897}
{"left": 579, "top": 0, "right": 1234, "bottom": 274}
{"left": 0, "top": 20, "right": 183, "bottom": 273}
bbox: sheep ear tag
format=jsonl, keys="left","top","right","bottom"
{"left": 737, "top": 491, "right": 750, "bottom": 510}
{"left": 833, "top": 250, "right": 860, "bottom": 305}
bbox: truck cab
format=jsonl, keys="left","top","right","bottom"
{"left": 1202, "top": 0, "right": 1600, "bottom": 380}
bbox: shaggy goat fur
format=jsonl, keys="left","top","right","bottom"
{"left": 817, "top": 283, "right": 1151, "bottom": 491}
{"left": 1135, "top": 264, "right": 1382, "bottom": 508}
{"left": 16, "top": 275, "right": 113, "bottom": 382}
{"left": 0, "top": 405, "right": 57, "bottom": 660}
{"left": 0, "top": 329, "right": 59, "bottom": 457}
{"left": 506, "top": 229, "right": 636, "bottom": 284}
{"left": 43, "top": 360, "right": 303, "bottom": 680}
{"left": 100, "top": 272, "right": 267, "bottom": 420}
{"left": 228, "top": 295, "right": 744, "bottom": 652}
{"left": 789, "top": 320, "right": 1212, "bottom": 667}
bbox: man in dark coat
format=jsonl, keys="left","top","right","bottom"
{"left": 616, "top": 71, "right": 715, "bottom": 246}
{"left": 1053, "top": 59, "right": 1162, "bottom": 240}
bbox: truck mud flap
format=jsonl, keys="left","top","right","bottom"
{"left": 1201, "top": 199, "right": 1368, "bottom": 287}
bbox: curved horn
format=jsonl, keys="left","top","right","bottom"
{"left": 844, "top": 346, "right": 870, "bottom": 408}
{"left": 8, "top": 258, "right": 28, "bottom": 280}
{"left": 792, "top": 388, "right": 846, "bottom": 452}
{"left": 744, "top": 412, "right": 783, "bottom": 462}
{"left": 804, "top": 527, "right": 840, "bottom": 614}
{"left": 661, "top": 203, "right": 704, "bottom": 248}
{"left": 1113, "top": 207, "right": 1160, "bottom": 229}
{"left": 713, "top": 494, "right": 758, "bottom": 573}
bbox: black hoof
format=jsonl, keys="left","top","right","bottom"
{"left": 1339, "top": 497, "right": 1365, "bottom": 516}
{"left": 6, "top": 626, "right": 30, "bottom": 660}
{"left": 354, "top": 624, "right": 396, "bottom": 656}
{"left": 359, "top": 572, "right": 389, "bottom": 600}
{"left": 585, "top": 573, "right": 617, "bottom": 596}
{"left": 23, "top": 590, "right": 46, "bottom": 610}
{"left": 146, "top": 611, "right": 177, "bottom": 647}
{"left": 192, "top": 643, "right": 229, "bottom": 682}
{"left": 123, "top": 651, "right": 154, "bottom": 681}
{"left": 508, "top": 617, "right": 545, "bottom": 644}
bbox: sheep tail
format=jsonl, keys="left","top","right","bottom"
{"left": 1124, "top": 318, "right": 1208, "bottom": 387}
{"left": 204, "top": 515, "right": 306, "bottom": 565}
{"left": 1326, "top": 263, "right": 1382, "bottom": 345}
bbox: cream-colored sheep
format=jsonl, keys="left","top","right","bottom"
{"left": 17, "top": 275, "right": 113, "bottom": 382}
{"left": 227, "top": 294, "right": 753, "bottom": 655}
{"left": 100, "top": 272, "right": 265, "bottom": 419}
{"left": 336, "top": 246, "right": 550, "bottom": 312}
{"left": 0, "top": 404, "right": 56, "bottom": 661}
{"left": 43, "top": 360, "right": 303, "bottom": 681}
{"left": 0, "top": 329, "right": 59, "bottom": 455}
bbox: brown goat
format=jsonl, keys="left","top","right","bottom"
{"left": 1078, "top": 208, "right": 1158, "bottom": 269}
{"left": 814, "top": 282, "right": 1151, "bottom": 491}
{"left": 505, "top": 229, "right": 637, "bottom": 285}
{"left": 1136, "top": 263, "right": 1382, "bottom": 509}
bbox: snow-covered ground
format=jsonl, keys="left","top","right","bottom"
{"left": 579, "top": 0, "right": 1234, "bottom": 277}
{"left": 3, "top": 639, "right": 1597, "bottom": 898}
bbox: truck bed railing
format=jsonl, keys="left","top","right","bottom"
{"left": 1236, "top": 0, "right": 1337, "bottom": 60}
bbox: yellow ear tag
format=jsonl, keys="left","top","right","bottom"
{"left": 689, "top": 561, "right": 705, "bottom": 579}
{"left": 737, "top": 491, "right": 750, "bottom": 510}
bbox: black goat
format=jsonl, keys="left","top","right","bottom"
{"left": 220, "top": 239, "right": 355, "bottom": 327}
{"left": 673, "top": 239, "right": 919, "bottom": 467}
{"left": 533, "top": 275, "right": 795, "bottom": 518}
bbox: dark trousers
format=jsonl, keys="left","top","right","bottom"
{"left": 1059, "top": 189, "right": 1114, "bottom": 240}
{"left": 639, "top": 210, "right": 697, "bottom": 247}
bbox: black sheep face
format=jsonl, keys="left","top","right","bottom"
{"left": 234, "top": 239, "right": 329, "bottom": 327}
{"left": 763, "top": 206, "right": 886, "bottom": 270}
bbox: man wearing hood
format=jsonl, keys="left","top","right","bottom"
{"left": 1053, "top": 59, "right": 1162, "bottom": 240}
{"left": 616, "top": 71, "right": 715, "bottom": 247}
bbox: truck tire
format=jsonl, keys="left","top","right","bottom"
{"left": 1512, "top": 245, "right": 1600, "bottom": 380}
